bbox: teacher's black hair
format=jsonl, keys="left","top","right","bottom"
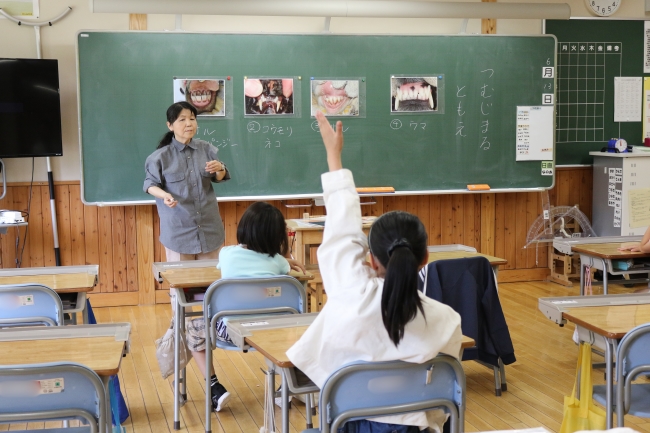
{"left": 369, "top": 211, "right": 428, "bottom": 346}
{"left": 157, "top": 101, "right": 198, "bottom": 149}
{"left": 237, "top": 202, "right": 289, "bottom": 258}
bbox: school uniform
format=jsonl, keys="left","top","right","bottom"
{"left": 287, "top": 169, "right": 463, "bottom": 433}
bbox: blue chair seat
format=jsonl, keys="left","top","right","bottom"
{"left": 594, "top": 383, "right": 650, "bottom": 419}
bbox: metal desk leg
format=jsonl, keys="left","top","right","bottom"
{"left": 281, "top": 369, "right": 290, "bottom": 433}
{"left": 174, "top": 298, "right": 182, "bottom": 430}
{"left": 602, "top": 258, "right": 609, "bottom": 295}
{"left": 180, "top": 306, "right": 187, "bottom": 401}
{"left": 580, "top": 262, "right": 585, "bottom": 296}
{"left": 265, "top": 359, "right": 277, "bottom": 433}
{"left": 605, "top": 338, "right": 615, "bottom": 429}
{"left": 102, "top": 375, "right": 112, "bottom": 433}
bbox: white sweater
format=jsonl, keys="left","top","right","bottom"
{"left": 286, "top": 169, "right": 462, "bottom": 431}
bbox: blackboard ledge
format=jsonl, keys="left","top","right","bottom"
{"left": 83, "top": 186, "right": 553, "bottom": 206}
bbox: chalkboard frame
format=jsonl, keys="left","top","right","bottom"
{"left": 77, "top": 31, "right": 557, "bottom": 205}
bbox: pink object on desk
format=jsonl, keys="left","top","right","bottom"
{"left": 645, "top": 137, "right": 650, "bottom": 147}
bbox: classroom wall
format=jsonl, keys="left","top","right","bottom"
{"left": 0, "top": 0, "right": 648, "bottom": 183}
{"left": 0, "top": 0, "right": 638, "bottom": 303}
{"left": 0, "top": 167, "right": 591, "bottom": 306}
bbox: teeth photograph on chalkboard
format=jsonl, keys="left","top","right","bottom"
{"left": 391, "top": 76, "right": 438, "bottom": 113}
{"left": 310, "top": 79, "right": 360, "bottom": 117}
{"left": 173, "top": 78, "right": 225, "bottom": 117}
{"left": 244, "top": 78, "right": 294, "bottom": 116}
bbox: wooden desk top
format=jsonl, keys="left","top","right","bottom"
{"left": 563, "top": 304, "right": 650, "bottom": 339}
{"left": 246, "top": 327, "right": 475, "bottom": 368}
{"left": 0, "top": 336, "right": 125, "bottom": 376}
{"left": 161, "top": 267, "right": 313, "bottom": 289}
{"left": 286, "top": 219, "right": 374, "bottom": 232}
{"left": 571, "top": 242, "right": 650, "bottom": 260}
{"left": 0, "top": 274, "right": 97, "bottom": 294}
{"left": 428, "top": 251, "right": 507, "bottom": 266}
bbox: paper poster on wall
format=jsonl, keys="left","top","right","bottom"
{"left": 0, "top": 0, "right": 38, "bottom": 18}
{"left": 629, "top": 188, "right": 650, "bottom": 228}
{"left": 614, "top": 77, "right": 642, "bottom": 122}
{"left": 516, "top": 106, "right": 554, "bottom": 161}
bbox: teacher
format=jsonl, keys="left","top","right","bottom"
{"left": 143, "top": 101, "right": 232, "bottom": 411}
{"left": 144, "top": 101, "right": 230, "bottom": 261}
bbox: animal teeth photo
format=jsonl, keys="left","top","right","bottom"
{"left": 311, "top": 80, "right": 360, "bottom": 116}
{"left": 391, "top": 77, "right": 438, "bottom": 112}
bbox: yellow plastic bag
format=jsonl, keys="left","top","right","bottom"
{"left": 559, "top": 342, "right": 606, "bottom": 433}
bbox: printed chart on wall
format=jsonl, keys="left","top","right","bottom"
{"left": 546, "top": 20, "right": 646, "bottom": 165}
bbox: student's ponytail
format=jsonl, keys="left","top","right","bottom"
{"left": 369, "top": 211, "right": 428, "bottom": 347}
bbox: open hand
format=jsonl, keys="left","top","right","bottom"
{"left": 315, "top": 111, "right": 343, "bottom": 171}
{"left": 287, "top": 258, "right": 307, "bottom": 274}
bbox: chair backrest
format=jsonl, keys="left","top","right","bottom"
{"left": 616, "top": 322, "right": 650, "bottom": 417}
{"left": 0, "top": 361, "right": 106, "bottom": 433}
{"left": 0, "top": 284, "right": 64, "bottom": 327}
{"left": 318, "top": 355, "right": 465, "bottom": 433}
{"left": 203, "top": 275, "right": 306, "bottom": 349}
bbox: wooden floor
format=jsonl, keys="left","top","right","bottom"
{"left": 2, "top": 280, "right": 649, "bottom": 433}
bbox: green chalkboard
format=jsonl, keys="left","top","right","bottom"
{"left": 77, "top": 32, "right": 556, "bottom": 204}
{"left": 545, "top": 19, "right": 646, "bottom": 165}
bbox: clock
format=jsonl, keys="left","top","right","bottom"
{"left": 584, "top": 0, "right": 621, "bottom": 16}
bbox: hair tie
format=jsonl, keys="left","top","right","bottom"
{"left": 387, "top": 238, "right": 411, "bottom": 257}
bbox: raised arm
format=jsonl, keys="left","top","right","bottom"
{"left": 315, "top": 112, "right": 374, "bottom": 297}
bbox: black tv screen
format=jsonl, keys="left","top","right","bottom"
{"left": 0, "top": 58, "right": 63, "bottom": 158}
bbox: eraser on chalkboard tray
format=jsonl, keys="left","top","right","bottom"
{"left": 356, "top": 187, "right": 395, "bottom": 194}
{"left": 467, "top": 184, "right": 490, "bottom": 191}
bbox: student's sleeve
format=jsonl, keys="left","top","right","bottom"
{"left": 317, "top": 169, "right": 374, "bottom": 298}
{"left": 277, "top": 255, "right": 291, "bottom": 275}
{"left": 143, "top": 154, "right": 163, "bottom": 193}
{"left": 207, "top": 142, "right": 231, "bottom": 183}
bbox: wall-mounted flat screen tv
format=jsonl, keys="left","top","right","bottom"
{"left": 0, "top": 58, "right": 63, "bottom": 158}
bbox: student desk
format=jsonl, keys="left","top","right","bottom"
{"left": 286, "top": 218, "right": 373, "bottom": 265}
{"left": 0, "top": 265, "right": 99, "bottom": 324}
{"left": 0, "top": 323, "right": 131, "bottom": 432}
{"left": 307, "top": 245, "right": 508, "bottom": 313}
{"left": 569, "top": 242, "right": 650, "bottom": 295}
{"left": 230, "top": 313, "right": 476, "bottom": 433}
{"left": 538, "top": 294, "right": 650, "bottom": 428}
{"left": 152, "top": 259, "right": 313, "bottom": 430}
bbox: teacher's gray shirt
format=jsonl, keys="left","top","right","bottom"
{"left": 144, "top": 137, "right": 231, "bottom": 254}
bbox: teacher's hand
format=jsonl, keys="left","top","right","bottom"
{"left": 205, "top": 160, "right": 225, "bottom": 174}
{"left": 163, "top": 193, "right": 177, "bottom": 208}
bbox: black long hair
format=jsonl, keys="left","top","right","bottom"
{"left": 369, "top": 211, "right": 428, "bottom": 346}
{"left": 157, "top": 101, "right": 198, "bottom": 149}
{"left": 237, "top": 202, "right": 289, "bottom": 257}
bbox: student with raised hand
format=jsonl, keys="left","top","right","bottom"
{"left": 287, "top": 112, "right": 463, "bottom": 433}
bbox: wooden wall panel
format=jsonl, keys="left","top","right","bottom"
{"left": 28, "top": 186, "right": 45, "bottom": 268}
{"left": 0, "top": 167, "right": 591, "bottom": 304}
{"left": 69, "top": 186, "right": 86, "bottom": 266}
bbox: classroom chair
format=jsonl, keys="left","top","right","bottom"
{"left": 593, "top": 322, "right": 650, "bottom": 427}
{"left": 0, "top": 361, "right": 107, "bottom": 433}
{"left": 203, "top": 275, "right": 312, "bottom": 433}
{"left": 0, "top": 284, "right": 64, "bottom": 327}
{"left": 301, "top": 354, "right": 466, "bottom": 433}
{"left": 418, "top": 256, "right": 515, "bottom": 396}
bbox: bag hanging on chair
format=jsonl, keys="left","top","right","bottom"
{"left": 155, "top": 319, "right": 192, "bottom": 379}
{"left": 559, "top": 342, "right": 606, "bottom": 433}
